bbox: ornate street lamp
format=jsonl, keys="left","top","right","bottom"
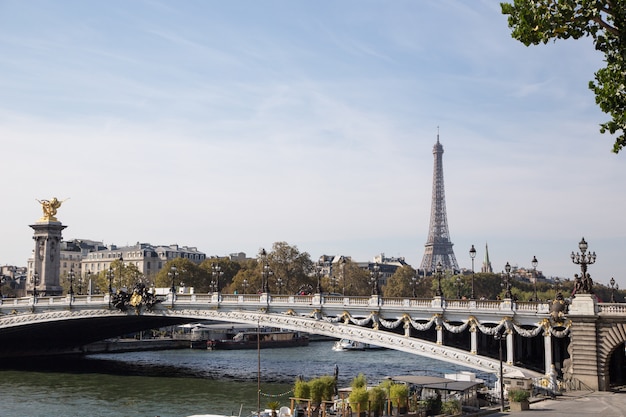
{"left": 68, "top": 268, "right": 75, "bottom": 297}
{"left": 31, "top": 270, "right": 40, "bottom": 306}
{"left": 503, "top": 262, "right": 513, "bottom": 299}
{"left": 78, "top": 271, "right": 84, "bottom": 295}
{"left": 469, "top": 244, "right": 476, "bottom": 299}
{"left": 494, "top": 329, "right": 506, "bottom": 412}
{"left": 411, "top": 273, "right": 418, "bottom": 297}
{"left": 435, "top": 261, "right": 443, "bottom": 297}
{"left": 554, "top": 277, "right": 562, "bottom": 298}
{"left": 118, "top": 256, "right": 124, "bottom": 290}
{"left": 370, "top": 263, "right": 380, "bottom": 296}
{"left": 242, "top": 279, "right": 248, "bottom": 295}
{"left": 168, "top": 266, "right": 178, "bottom": 308}
{"left": 86, "top": 270, "right": 92, "bottom": 295}
{"left": 68, "top": 268, "right": 75, "bottom": 308}
{"left": 455, "top": 276, "right": 462, "bottom": 299}
{"left": 276, "top": 277, "right": 284, "bottom": 294}
{"left": 340, "top": 257, "right": 346, "bottom": 296}
{"left": 260, "top": 249, "right": 272, "bottom": 293}
{"left": 315, "top": 266, "right": 323, "bottom": 294}
{"left": 330, "top": 274, "right": 338, "bottom": 294}
{"left": 571, "top": 237, "right": 596, "bottom": 294}
{"left": 610, "top": 277, "right": 619, "bottom": 303}
{"left": 531, "top": 256, "right": 539, "bottom": 301}
{"left": 107, "top": 266, "right": 114, "bottom": 308}
{"left": 211, "top": 263, "right": 223, "bottom": 293}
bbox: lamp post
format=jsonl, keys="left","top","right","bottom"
{"left": 87, "top": 271, "right": 92, "bottom": 295}
{"left": 242, "top": 279, "right": 248, "bottom": 295}
{"left": 68, "top": 268, "right": 75, "bottom": 307}
{"left": 277, "top": 277, "right": 284, "bottom": 294}
{"left": 340, "top": 257, "right": 346, "bottom": 296}
{"left": 315, "top": 266, "right": 323, "bottom": 294}
{"left": 370, "top": 263, "right": 380, "bottom": 296}
{"left": 503, "top": 262, "right": 513, "bottom": 299}
{"left": 469, "top": 244, "right": 476, "bottom": 299}
{"left": 260, "top": 249, "right": 272, "bottom": 293}
{"left": 330, "top": 274, "right": 338, "bottom": 294}
{"left": 118, "top": 256, "right": 124, "bottom": 291}
{"left": 78, "top": 271, "right": 84, "bottom": 295}
{"left": 455, "top": 276, "right": 462, "bottom": 299}
{"left": 435, "top": 261, "right": 443, "bottom": 297}
{"left": 411, "top": 274, "right": 418, "bottom": 297}
{"left": 610, "top": 277, "right": 618, "bottom": 303}
{"left": 107, "top": 266, "right": 114, "bottom": 308}
{"left": 69, "top": 268, "right": 75, "bottom": 296}
{"left": 571, "top": 237, "right": 597, "bottom": 294}
{"left": 211, "top": 264, "right": 223, "bottom": 293}
{"left": 531, "top": 256, "right": 539, "bottom": 301}
{"left": 494, "top": 329, "right": 506, "bottom": 412}
{"left": 168, "top": 266, "right": 178, "bottom": 308}
{"left": 31, "top": 270, "right": 39, "bottom": 306}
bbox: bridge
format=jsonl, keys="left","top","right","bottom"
{"left": 2, "top": 291, "right": 625, "bottom": 391}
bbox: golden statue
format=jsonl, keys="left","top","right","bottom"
{"left": 36, "top": 197, "right": 68, "bottom": 222}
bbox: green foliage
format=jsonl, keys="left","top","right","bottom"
{"left": 441, "top": 399, "right": 461, "bottom": 415}
{"left": 351, "top": 373, "right": 367, "bottom": 389}
{"left": 389, "top": 383, "right": 409, "bottom": 408}
{"left": 267, "top": 401, "right": 281, "bottom": 411}
{"left": 368, "top": 386, "right": 386, "bottom": 414}
{"left": 294, "top": 378, "right": 310, "bottom": 400}
{"left": 348, "top": 387, "right": 369, "bottom": 413}
{"left": 508, "top": 388, "right": 531, "bottom": 402}
{"left": 383, "top": 266, "right": 422, "bottom": 298}
{"left": 293, "top": 375, "right": 336, "bottom": 405}
{"left": 501, "top": 0, "right": 626, "bottom": 153}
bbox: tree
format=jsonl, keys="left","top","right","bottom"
{"left": 154, "top": 258, "right": 203, "bottom": 291}
{"left": 501, "top": 0, "right": 626, "bottom": 153}
{"left": 266, "top": 242, "right": 314, "bottom": 294}
{"left": 199, "top": 257, "right": 241, "bottom": 293}
{"left": 383, "top": 266, "right": 420, "bottom": 297}
{"left": 341, "top": 260, "right": 371, "bottom": 296}
{"left": 93, "top": 258, "right": 145, "bottom": 293}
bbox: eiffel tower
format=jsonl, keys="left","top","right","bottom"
{"left": 420, "top": 134, "right": 459, "bottom": 272}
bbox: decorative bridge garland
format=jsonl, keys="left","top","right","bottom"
{"left": 259, "top": 389, "right": 294, "bottom": 398}
{"left": 310, "top": 310, "right": 571, "bottom": 339}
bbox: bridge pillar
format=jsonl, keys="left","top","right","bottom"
{"left": 506, "top": 331, "right": 514, "bottom": 365}
{"left": 544, "top": 331, "right": 553, "bottom": 375}
{"left": 564, "top": 293, "right": 600, "bottom": 391}
{"left": 29, "top": 220, "right": 66, "bottom": 296}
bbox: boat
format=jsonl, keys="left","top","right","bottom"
{"left": 207, "top": 330, "right": 309, "bottom": 350}
{"left": 332, "top": 338, "right": 384, "bottom": 351}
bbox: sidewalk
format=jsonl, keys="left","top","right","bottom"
{"left": 486, "top": 391, "right": 626, "bottom": 417}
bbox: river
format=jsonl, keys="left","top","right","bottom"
{"left": 0, "top": 341, "right": 488, "bottom": 417}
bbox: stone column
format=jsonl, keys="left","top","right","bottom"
{"left": 544, "top": 331, "right": 553, "bottom": 375}
{"left": 565, "top": 293, "right": 600, "bottom": 390}
{"left": 29, "top": 221, "right": 66, "bottom": 296}
{"left": 506, "top": 331, "right": 514, "bottom": 364}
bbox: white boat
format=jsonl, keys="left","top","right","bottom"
{"left": 332, "top": 339, "right": 384, "bottom": 351}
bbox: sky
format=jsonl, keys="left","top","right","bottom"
{"left": 1, "top": 1, "right": 625, "bottom": 287}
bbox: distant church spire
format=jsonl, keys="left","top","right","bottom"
{"left": 481, "top": 242, "right": 493, "bottom": 273}
{"left": 420, "top": 132, "right": 459, "bottom": 272}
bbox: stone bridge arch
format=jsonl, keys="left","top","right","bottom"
{"left": 597, "top": 319, "right": 626, "bottom": 390}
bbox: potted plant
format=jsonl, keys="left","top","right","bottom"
{"left": 348, "top": 387, "right": 369, "bottom": 417}
{"left": 389, "top": 383, "right": 409, "bottom": 415}
{"left": 508, "top": 389, "right": 531, "bottom": 411}
{"left": 267, "top": 401, "right": 281, "bottom": 417}
{"left": 368, "top": 386, "right": 386, "bottom": 417}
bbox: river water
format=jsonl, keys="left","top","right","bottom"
{"left": 0, "top": 341, "right": 488, "bottom": 417}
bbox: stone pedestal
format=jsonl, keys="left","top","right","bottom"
{"left": 29, "top": 221, "right": 66, "bottom": 296}
{"left": 564, "top": 293, "right": 600, "bottom": 391}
